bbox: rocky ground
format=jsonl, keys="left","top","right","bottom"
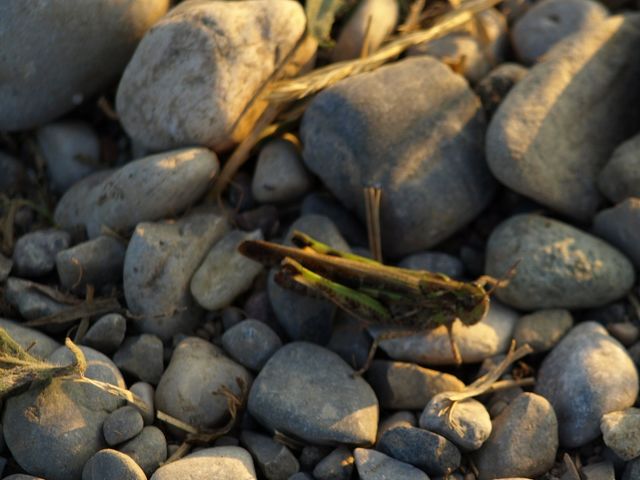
{"left": 1, "top": 0, "right": 640, "bottom": 479}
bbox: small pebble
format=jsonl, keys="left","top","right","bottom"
{"left": 601, "top": 408, "right": 640, "bottom": 461}
{"left": 128, "top": 382, "right": 155, "bottom": 426}
{"left": 53, "top": 170, "right": 113, "bottom": 232}
{"left": 312, "top": 446, "right": 354, "bottom": 480}
{"left": 251, "top": 138, "right": 313, "bottom": 204}
{"left": 606, "top": 321, "right": 640, "bottom": 346}
{"left": 222, "top": 319, "right": 282, "bottom": 371}
{"left": 354, "top": 448, "right": 429, "bottom": 480}
{"left": 299, "top": 446, "right": 331, "bottom": 471}
{"left": 593, "top": 197, "right": 640, "bottom": 269}
{"left": 4, "top": 277, "right": 67, "bottom": 320}
{"left": 581, "top": 462, "right": 615, "bottom": 480}
{"left": 512, "top": 309, "right": 573, "bottom": 353}
{"left": 377, "top": 426, "right": 461, "bottom": 476}
{"left": 120, "top": 426, "right": 168, "bottom": 477}
{"left": 475, "top": 63, "right": 529, "bottom": 117}
{"left": 113, "top": 334, "right": 164, "bottom": 385}
{"left": 420, "top": 394, "right": 492, "bottom": 451}
{"left": 377, "top": 411, "right": 417, "bottom": 444}
{"left": 366, "top": 360, "right": 464, "bottom": 410}
{"left": 598, "top": 132, "right": 640, "bottom": 203}
{"left": 150, "top": 446, "right": 257, "bottom": 479}
{"left": 103, "top": 406, "right": 144, "bottom": 446}
{"left": 241, "top": 430, "right": 299, "bottom": 480}
{"left": 12, "top": 229, "right": 70, "bottom": 277}
{"left": 82, "top": 449, "right": 146, "bottom": 480}
{"left": 82, "top": 313, "right": 127, "bottom": 354}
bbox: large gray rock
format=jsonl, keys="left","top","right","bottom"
{"left": 116, "top": 0, "right": 308, "bottom": 152}
{"left": 301, "top": 56, "right": 494, "bottom": 257}
{"left": 598, "top": 132, "right": 640, "bottom": 202}
{"left": 124, "top": 211, "right": 229, "bottom": 340}
{"left": 248, "top": 342, "right": 378, "bottom": 445}
{"left": 3, "top": 346, "right": 125, "bottom": 480}
{"left": 535, "top": 322, "right": 639, "bottom": 447}
{"left": 487, "top": 15, "right": 640, "bottom": 220}
{"left": 150, "top": 446, "right": 256, "bottom": 480}
{"left": 593, "top": 198, "right": 640, "bottom": 268}
{"left": 0, "top": 0, "right": 169, "bottom": 130}
{"left": 485, "top": 214, "right": 635, "bottom": 309}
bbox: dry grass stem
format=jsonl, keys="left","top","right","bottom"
{"left": 24, "top": 296, "right": 121, "bottom": 327}
{"left": 364, "top": 186, "right": 383, "bottom": 263}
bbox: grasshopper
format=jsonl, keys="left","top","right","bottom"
{"left": 239, "top": 231, "right": 510, "bottom": 370}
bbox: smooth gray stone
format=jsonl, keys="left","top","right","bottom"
{"left": 0, "top": 318, "right": 60, "bottom": 359}
{"left": 377, "top": 411, "right": 418, "bottom": 444}
{"left": 593, "top": 198, "right": 640, "bottom": 268}
{"left": 485, "top": 214, "right": 635, "bottom": 309}
{"left": 486, "top": 15, "right": 640, "bottom": 220}
{"left": 113, "top": 334, "right": 164, "bottom": 385}
{"left": 327, "top": 312, "right": 372, "bottom": 371}
{"left": 366, "top": 360, "right": 464, "bottom": 410}
{"left": 222, "top": 319, "right": 282, "bottom": 371}
{"left": 0, "top": 1, "right": 168, "bottom": 131}
{"left": 155, "top": 337, "right": 252, "bottom": 432}
{"left": 511, "top": 0, "right": 608, "bottom": 64}
{"left": 56, "top": 235, "right": 126, "bottom": 293}
{"left": 116, "top": 0, "right": 307, "bottom": 152}
{"left": 252, "top": 138, "right": 313, "bottom": 203}
{"left": 0, "top": 152, "right": 27, "bottom": 194}
{"left": 535, "top": 322, "right": 638, "bottom": 447}
{"left": 475, "top": 63, "right": 529, "bottom": 118}
{"left": 301, "top": 56, "right": 493, "bottom": 257}
{"left": 36, "top": 121, "right": 100, "bottom": 192}
{"left": 248, "top": 342, "right": 378, "bottom": 445}
{"left": 3, "top": 346, "right": 125, "bottom": 480}
{"left": 82, "top": 449, "right": 146, "bottom": 480}
{"left": 512, "top": 309, "right": 573, "bottom": 353}
{"left": 3, "top": 475, "right": 46, "bottom": 480}
{"left": 4, "top": 277, "right": 67, "bottom": 320}
{"left": 150, "top": 446, "right": 257, "bottom": 480}
{"left": 103, "top": 406, "right": 144, "bottom": 446}
{"left": 240, "top": 430, "right": 299, "bottom": 480}
{"left": 601, "top": 408, "right": 640, "bottom": 460}
{"left": 420, "top": 394, "right": 492, "bottom": 451}
{"left": 190, "top": 229, "right": 264, "bottom": 311}
{"left": 54, "top": 170, "right": 114, "bottom": 231}
{"left": 354, "top": 448, "right": 430, "bottom": 480}
{"left": 82, "top": 313, "right": 127, "bottom": 354}
{"left": 312, "top": 446, "right": 354, "bottom": 480}
{"left": 598, "top": 132, "right": 640, "bottom": 202}
{"left": 13, "top": 229, "right": 70, "bottom": 277}
{"left": 397, "top": 252, "right": 465, "bottom": 279}
{"left": 120, "top": 426, "right": 167, "bottom": 477}
{"left": 300, "top": 192, "right": 368, "bottom": 247}
{"left": 377, "top": 426, "right": 461, "bottom": 476}
{"left": 581, "top": 462, "right": 615, "bottom": 480}
{"left": 268, "top": 215, "right": 348, "bottom": 344}
{"left": 124, "top": 211, "right": 229, "bottom": 340}
{"left": 85, "top": 148, "right": 219, "bottom": 238}
{"left": 128, "top": 382, "right": 155, "bottom": 426}
{"left": 473, "top": 393, "right": 557, "bottom": 480}
{"left": 298, "top": 445, "right": 331, "bottom": 472}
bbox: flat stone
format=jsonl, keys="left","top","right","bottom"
{"left": 82, "top": 313, "right": 127, "bottom": 354}
{"left": 0, "top": 318, "right": 60, "bottom": 359}
{"left": 150, "top": 446, "right": 256, "bottom": 480}
{"left": 120, "top": 426, "right": 167, "bottom": 477}
{"left": 82, "top": 449, "right": 146, "bottom": 480}
{"left": 4, "top": 277, "right": 67, "bottom": 320}
{"left": 473, "top": 393, "right": 558, "bottom": 480}
{"left": 116, "top": 0, "right": 308, "bottom": 151}
{"left": 103, "top": 406, "right": 144, "bottom": 446}
{"left": 420, "top": 394, "right": 492, "bottom": 451}
{"left": 124, "top": 211, "right": 229, "bottom": 340}
{"left": 511, "top": 0, "right": 608, "bottom": 64}
{"left": 354, "top": 448, "right": 429, "bottom": 480}
{"left": 248, "top": 342, "right": 378, "bottom": 445}
{"left": 486, "top": 15, "right": 640, "bottom": 220}
{"left": 366, "top": 360, "right": 464, "bottom": 409}
{"left": 13, "top": 229, "right": 70, "bottom": 277}
{"left": 535, "top": 322, "right": 638, "bottom": 447}
{"left": 85, "top": 148, "right": 219, "bottom": 238}
{"left": 512, "top": 309, "right": 573, "bottom": 353}
{"left": 222, "top": 319, "right": 283, "bottom": 371}
{"left": 301, "top": 56, "right": 493, "bottom": 257}
{"left": 374, "top": 301, "right": 518, "bottom": 365}
{"left": 240, "top": 430, "right": 299, "bottom": 480}
{"left": 601, "top": 408, "right": 640, "bottom": 461}
{"left": 593, "top": 198, "right": 640, "bottom": 269}
{"left": 191, "top": 229, "right": 264, "bottom": 311}
{"left": 598, "top": 131, "right": 640, "bottom": 202}
{"left": 113, "top": 334, "right": 164, "bottom": 385}
{"left": 155, "top": 337, "right": 252, "bottom": 431}
{"left": 485, "top": 214, "right": 635, "bottom": 309}
{"left": 312, "top": 446, "right": 354, "bottom": 480}
{"left": 0, "top": 0, "right": 169, "bottom": 130}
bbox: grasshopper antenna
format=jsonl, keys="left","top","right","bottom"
{"left": 476, "top": 259, "right": 521, "bottom": 295}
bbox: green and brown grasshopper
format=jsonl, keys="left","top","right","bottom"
{"left": 239, "top": 231, "right": 511, "bottom": 369}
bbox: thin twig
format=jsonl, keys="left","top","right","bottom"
{"left": 364, "top": 186, "right": 383, "bottom": 263}
{"left": 24, "top": 297, "right": 121, "bottom": 327}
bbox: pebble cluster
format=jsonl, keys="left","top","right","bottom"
{"left": 1, "top": 0, "right": 640, "bottom": 479}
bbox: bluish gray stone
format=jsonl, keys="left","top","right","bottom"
{"left": 113, "top": 334, "right": 164, "bottom": 385}
{"left": 82, "top": 313, "right": 127, "bottom": 354}
{"left": 377, "top": 411, "right": 417, "bottom": 444}
{"left": 535, "top": 322, "right": 638, "bottom": 447}
{"left": 128, "top": 382, "right": 155, "bottom": 426}
{"left": 312, "top": 446, "right": 354, "bottom": 480}
{"left": 301, "top": 192, "right": 368, "bottom": 247}
{"left": 103, "top": 406, "right": 144, "bottom": 446}
{"left": 120, "top": 426, "right": 167, "bottom": 477}
{"left": 82, "top": 449, "right": 146, "bottom": 480}
{"left": 54, "top": 170, "right": 113, "bottom": 231}
{"left": 377, "top": 426, "right": 461, "bottom": 476}
{"left": 512, "top": 309, "right": 573, "bottom": 353}
{"left": 601, "top": 408, "right": 640, "bottom": 461}
{"left": 397, "top": 251, "right": 465, "bottom": 279}
{"left": 222, "top": 319, "right": 282, "bottom": 371}
{"left": 4, "top": 277, "right": 67, "bottom": 320}
{"left": 581, "top": 462, "right": 615, "bottom": 480}
{"left": 248, "top": 342, "right": 378, "bottom": 445}
{"left": 240, "top": 430, "right": 299, "bottom": 480}
{"left": 13, "top": 229, "right": 70, "bottom": 277}
{"left": 301, "top": 56, "right": 493, "bottom": 257}
{"left": 485, "top": 214, "right": 635, "bottom": 309}
{"left": 511, "top": 0, "right": 608, "bottom": 64}
{"left": 354, "top": 448, "right": 429, "bottom": 480}
{"left": 598, "top": 132, "right": 640, "bottom": 203}
{"left": 150, "top": 446, "right": 257, "bottom": 479}
{"left": 593, "top": 198, "right": 640, "bottom": 269}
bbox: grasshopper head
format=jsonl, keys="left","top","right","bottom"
{"left": 454, "top": 283, "right": 490, "bottom": 326}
